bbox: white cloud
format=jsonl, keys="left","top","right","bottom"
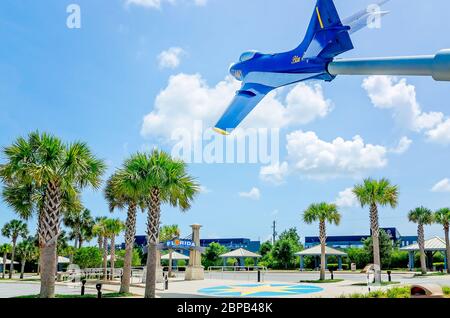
{"left": 426, "top": 119, "right": 450, "bottom": 144}
{"left": 157, "top": 47, "right": 186, "bottom": 69}
{"left": 141, "top": 74, "right": 333, "bottom": 141}
{"left": 286, "top": 131, "right": 388, "bottom": 179}
{"left": 259, "top": 162, "right": 289, "bottom": 185}
{"left": 285, "top": 83, "right": 333, "bottom": 125}
{"left": 199, "top": 185, "right": 211, "bottom": 194}
{"left": 431, "top": 178, "right": 450, "bottom": 193}
{"left": 335, "top": 188, "right": 358, "bottom": 208}
{"left": 389, "top": 136, "right": 412, "bottom": 154}
{"left": 362, "top": 76, "right": 443, "bottom": 132}
{"left": 126, "top": 0, "right": 207, "bottom": 9}
{"left": 141, "top": 74, "right": 238, "bottom": 140}
{"left": 362, "top": 76, "right": 450, "bottom": 144}
{"left": 239, "top": 187, "right": 261, "bottom": 200}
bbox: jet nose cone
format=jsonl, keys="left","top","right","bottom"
{"left": 229, "top": 63, "right": 237, "bottom": 73}
{"left": 229, "top": 63, "right": 243, "bottom": 81}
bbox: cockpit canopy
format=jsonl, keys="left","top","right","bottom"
{"left": 239, "top": 50, "right": 262, "bottom": 62}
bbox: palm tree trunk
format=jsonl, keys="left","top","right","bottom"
{"left": 78, "top": 237, "right": 83, "bottom": 249}
{"left": 98, "top": 236, "right": 103, "bottom": 250}
{"left": 9, "top": 239, "right": 16, "bottom": 279}
{"left": 2, "top": 253, "right": 6, "bottom": 279}
{"left": 102, "top": 236, "right": 108, "bottom": 281}
{"left": 120, "top": 204, "right": 137, "bottom": 294}
{"left": 144, "top": 188, "right": 161, "bottom": 298}
{"left": 39, "top": 243, "right": 57, "bottom": 297}
{"left": 370, "top": 203, "right": 382, "bottom": 284}
{"left": 110, "top": 236, "right": 116, "bottom": 280}
{"left": 168, "top": 250, "right": 174, "bottom": 278}
{"left": 319, "top": 220, "right": 326, "bottom": 281}
{"left": 445, "top": 225, "right": 450, "bottom": 274}
{"left": 20, "top": 259, "right": 25, "bottom": 279}
{"left": 39, "top": 180, "right": 62, "bottom": 298}
{"left": 418, "top": 223, "right": 427, "bottom": 274}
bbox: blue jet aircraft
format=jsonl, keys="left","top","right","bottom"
{"left": 214, "top": 0, "right": 450, "bottom": 135}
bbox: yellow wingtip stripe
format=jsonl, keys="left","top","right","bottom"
{"left": 213, "top": 127, "right": 230, "bottom": 136}
{"left": 316, "top": 6, "right": 324, "bottom": 29}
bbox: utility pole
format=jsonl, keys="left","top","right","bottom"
{"left": 271, "top": 221, "right": 277, "bottom": 245}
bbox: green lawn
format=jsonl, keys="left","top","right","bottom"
{"left": 343, "top": 286, "right": 450, "bottom": 298}
{"left": 14, "top": 292, "right": 135, "bottom": 299}
{"left": 299, "top": 279, "right": 344, "bottom": 284}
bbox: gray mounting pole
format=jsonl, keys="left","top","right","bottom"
{"left": 327, "top": 49, "right": 450, "bottom": 81}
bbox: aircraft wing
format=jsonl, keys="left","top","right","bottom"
{"left": 342, "top": 0, "right": 390, "bottom": 34}
{"left": 214, "top": 82, "right": 273, "bottom": 135}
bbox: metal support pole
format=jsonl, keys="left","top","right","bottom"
{"left": 96, "top": 283, "right": 102, "bottom": 299}
{"left": 327, "top": 50, "right": 450, "bottom": 82}
{"left": 81, "top": 279, "right": 86, "bottom": 296}
{"left": 257, "top": 270, "right": 261, "bottom": 283}
{"left": 164, "top": 273, "right": 169, "bottom": 290}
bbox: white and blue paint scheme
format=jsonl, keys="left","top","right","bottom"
{"left": 214, "top": 0, "right": 450, "bottom": 134}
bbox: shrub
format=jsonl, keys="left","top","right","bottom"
{"left": 327, "top": 263, "right": 349, "bottom": 271}
{"left": 442, "top": 286, "right": 450, "bottom": 295}
{"left": 390, "top": 250, "right": 409, "bottom": 269}
{"left": 114, "top": 249, "right": 141, "bottom": 268}
{"left": 386, "top": 286, "right": 410, "bottom": 298}
{"left": 433, "top": 262, "right": 445, "bottom": 271}
{"left": 346, "top": 247, "right": 369, "bottom": 269}
{"left": 73, "top": 247, "right": 102, "bottom": 269}
{"left": 367, "top": 290, "right": 385, "bottom": 298}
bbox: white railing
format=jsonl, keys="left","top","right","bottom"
{"left": 206, "top": 266, "right": 268, "bottom": 281}
{"left": 61, "top": 268, "right": 123, "bottom": 281}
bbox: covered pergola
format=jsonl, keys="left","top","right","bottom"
{"left": 296, "top": 245, "right": 347, "bottom": 271}
{"left": 400, "top": 237, "right": 448, "bottom": 271}
{"left": 161, "top": 251, "right": 190, "bottom": 267}
{"left": 219, "top": 248, "right": 262, "bottom": 267}
{"left": 0, "top": 259, "right": 19, "bottom": 272}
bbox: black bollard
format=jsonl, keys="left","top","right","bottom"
{"left": 257, "top": 270, "right": 261, "bottom": 283}
{"left": 81, "top": 279, "right": 87, "bottom": 296}
{"left": 387, "top": 270, "right": 392, "bottom": 282}
{"left": 164, "top": 273, "right": 169, "bottom": 290}
{"left": 96, "top": 283, "right": 102, "bottom": 299}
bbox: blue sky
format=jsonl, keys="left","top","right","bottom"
{"left": 1, "top": 0, "right": 450, "bottom": 245}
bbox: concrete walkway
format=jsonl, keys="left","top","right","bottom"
{"left": 97, "top": 279, "right": 388, "bottom": 298}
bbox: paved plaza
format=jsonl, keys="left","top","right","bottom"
{"left": 1, "top": 271, "right": 450, "bottom": 298}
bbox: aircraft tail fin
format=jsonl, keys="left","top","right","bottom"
{"left": 302, "top": 0, "right": 354, "bottom": 59}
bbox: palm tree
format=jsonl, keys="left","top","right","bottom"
{"left": 408, "top": 207, "right": 434, "bottom": 274}
{"left": 104, "top": 218, "right": 125, "bottom": 280}
{"left": 93, "top": 218, "right": 109, "bottom": 280}
{"left": 353, "top": 178, "right": 398, "bottom": 283}
{"left": 0, "top": 243, "right": 12, "bottom": 279}
{"left": 0, "top": 132, "right": 106, "bottom": 297}
{"left": 117, "top": 151, "right": 199, "bottom": 298}
{"left": 64, "top": 208, "right": 95, "bottom": 249}
{"left": 303, "top": 203, "right": 341, "bottom": 280}
{"left": 2, "top": 178, "right": 82, "bottom": 276}
{"left": 160, "top": 225, "right": 181, "bottom": 278}
{"left": 435, "top": 208, "right": 450, "bottom": 274}
{"left": 1, "top": 220, "right": 28, "bottom": 279}
{"left": 16, "top": 237, "right": 38, "bottom": 279}
{"left": 93, "top": 216, "right": 107, "bottom": 250}
{"left": 105, "top": 172, "right": 145, "bottom": 293}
